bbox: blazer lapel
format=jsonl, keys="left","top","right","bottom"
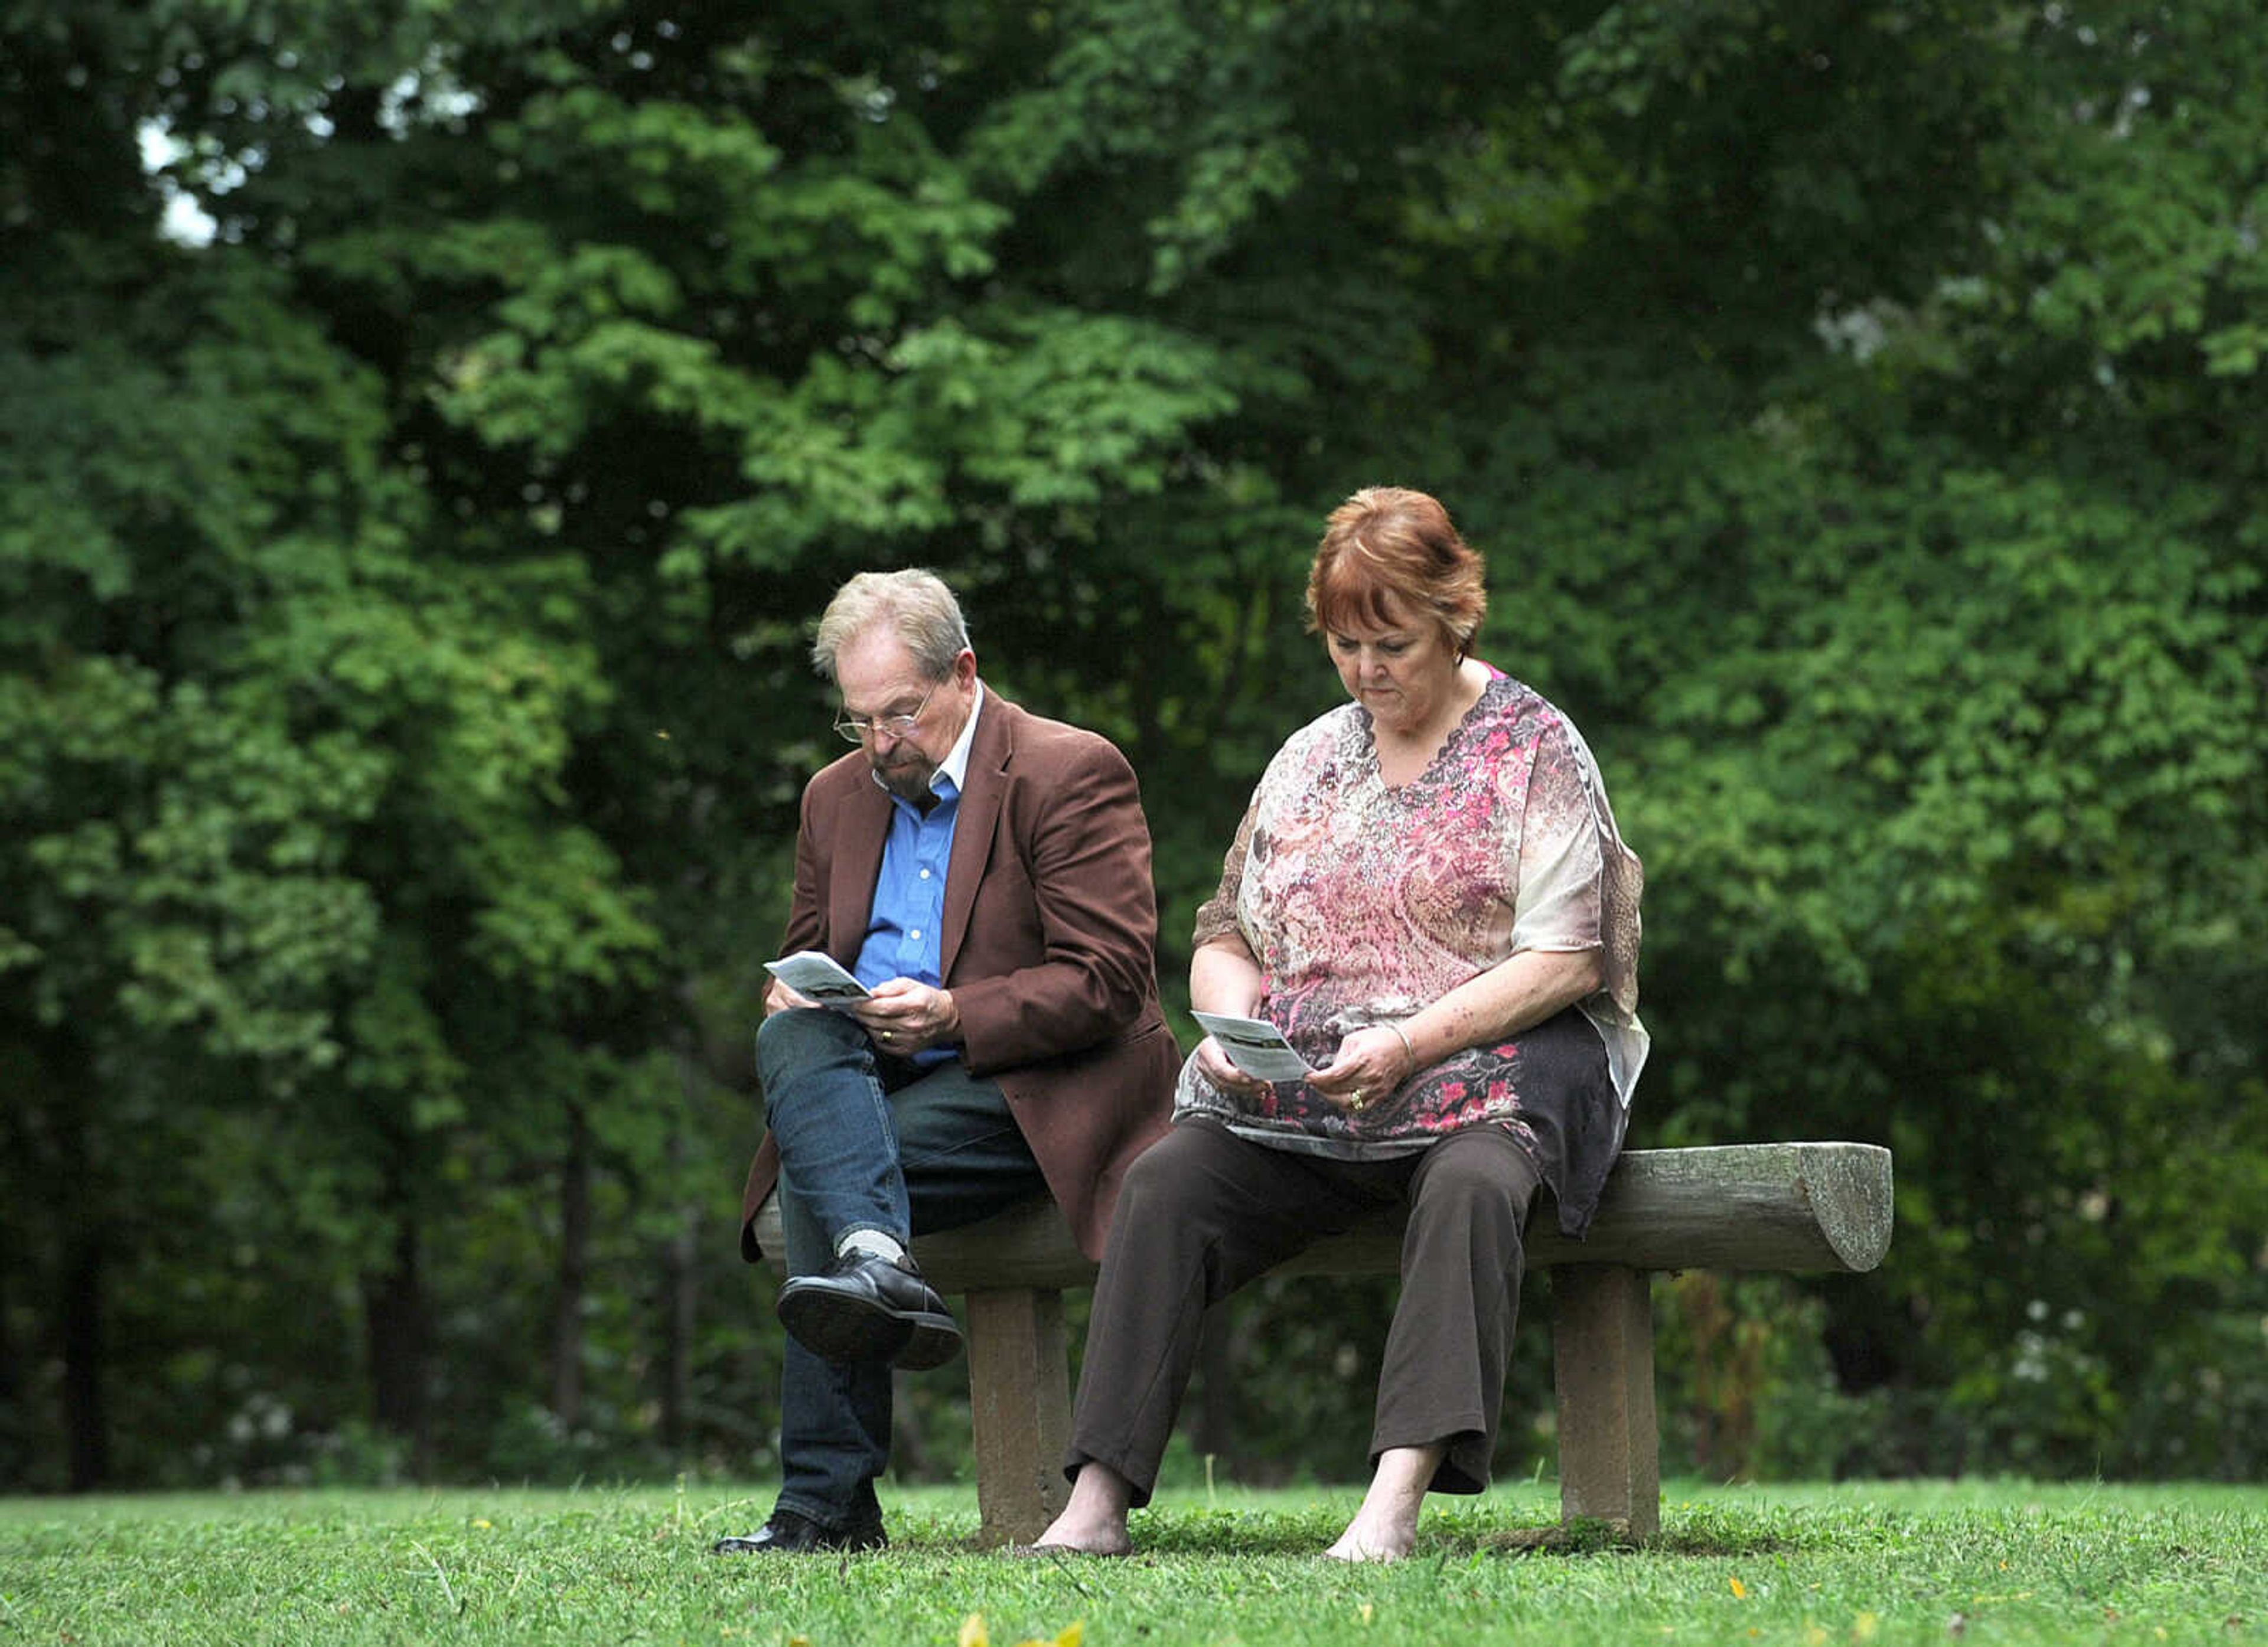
{"left": 941, "top": 694, "right": 1011, "bottom": 979}
{"left": 828, "top": 775, "right": 894, "bottom": 967}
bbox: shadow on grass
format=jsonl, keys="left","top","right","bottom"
{"left": 1480, "top": 1516, "right": 1807, "bottom": 1558}
{"left": 902, "top": 1504, "right": 1816, "bottom": 1561}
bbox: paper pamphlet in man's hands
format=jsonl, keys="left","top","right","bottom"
{"left": 765, "top": 950, "right": 871, "bottom": 1004}
{"left": 1191, "top": 1011, "right": 1313, "bottom": 1082}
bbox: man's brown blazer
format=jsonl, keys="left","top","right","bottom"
{"left": 739, "top": 692, "right": 1179, "bottom": 1264}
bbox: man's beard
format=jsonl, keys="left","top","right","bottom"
{"left": 872, "top": 751, "right": 939, "bottom": 801}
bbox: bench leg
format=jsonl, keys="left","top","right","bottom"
{"left": 1551, "top": 1264, "right": 1660, "bottom": 1538}
{"left": 963, "top": 1287, "right": 1071, "bottom": 1548}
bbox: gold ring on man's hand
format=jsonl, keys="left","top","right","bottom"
{"left": 1351, "top": 1088, "right": 1367, "bottom": 1107}
{"left": 880, "top": 1029, "right": 895, "bottom": 1041}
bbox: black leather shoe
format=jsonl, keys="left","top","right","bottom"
{"left": 777, "top": 1249, "right": 963, "bottom": 1370}
{"left": 711, "top": 1505, "right": 887, "bottom": 1556}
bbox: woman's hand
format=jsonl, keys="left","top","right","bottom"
{"left": 1309, "top": 1025, "right": 1415, "bottom": 1113}
{"left": 1190, "top": 933, "right": 1272, "bottom": 1098}
{"left": 1194, "top": 1035, "right": 1272, "bottom": 1100}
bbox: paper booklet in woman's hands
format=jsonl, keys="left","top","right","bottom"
{"left": 1190, "top": 1011, "right": 1313, "bottom": 1082}
{"left": 764, "top": 950, "right": 871, "bottom": 1005}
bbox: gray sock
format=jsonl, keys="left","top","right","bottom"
{"left": 836, "top": 1229, "right": 906, "bottom": 1265}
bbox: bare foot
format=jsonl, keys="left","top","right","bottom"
{"left": 1321, "top": 1442, "right": 1444, "bottom": 1562}
{"left": 1322, "top": 1514, "right": 1416, "bottom": 1563}
{"left": 1025, "top": 1521, "right": 1133, "bottom": 1558}
{"left": 1027, "top": 1462, "right": 1135, "bottom": 1557}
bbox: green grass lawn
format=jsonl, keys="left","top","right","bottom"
{"left": 4, "top": 1479, "right": 2262, "bottom": 1646}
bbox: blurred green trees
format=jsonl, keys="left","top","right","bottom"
{"left": 2, "top": 0, "right": 2262, "bottom": 1490}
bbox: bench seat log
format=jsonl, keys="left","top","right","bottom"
{"left": 750, "top": 1141, "right": 1892, "bottom": 1545}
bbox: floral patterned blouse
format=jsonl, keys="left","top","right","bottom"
{"left": 1176, "top": 673, "right": 1648, "bottom": 1216}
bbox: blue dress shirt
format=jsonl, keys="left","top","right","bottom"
{"left": 854, "top": 689, "right": 982, "bottom": 1064}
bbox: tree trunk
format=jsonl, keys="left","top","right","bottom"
{"left": 0, "top": 1212, "right": 19, "bottom": 1481}
{"left": 551, "top": 1100, "right": 590, "bottom": 1429}
{"left": 363, "top": 1157, "right": 429, "bottom": 1475}
{"left": 62, "top": 1229, "right": 106, "bottom": 1491}
{"left": 1193, "top": 1302, "right": 1234, "bottom": 1468}
{"left": 660, "top": 1070, "right": 696, "bottom": 1453}
{"left": 54, "top": 1053, "right": 107, "bottom": 1491}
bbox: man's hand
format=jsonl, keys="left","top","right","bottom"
{"left": 850, "top": 979, "right": 962, "bottom": 1056}
{"left": 762, "top": 976, "right": 817, "bottom": 1018}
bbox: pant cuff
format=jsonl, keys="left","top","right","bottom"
{"left": 774, "top": 1489, "right": 869, "bottom": 1531}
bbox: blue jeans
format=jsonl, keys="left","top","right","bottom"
{"left": 757, "top": 1007, "right": 1047, "bottom": 1529}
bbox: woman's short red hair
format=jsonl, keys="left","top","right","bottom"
{"left": 1305, "top": 486, "right": 1487, "bottom": 654}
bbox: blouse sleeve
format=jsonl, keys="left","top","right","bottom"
{"left": 1191, "top": 800, "right": 1258, "bottom": 950}
{"left": 1508, "top": 715, "right": 1644, "bottom": 1016}
{"left": 1507, "top": 750, "right": 1606, "bottom": 957}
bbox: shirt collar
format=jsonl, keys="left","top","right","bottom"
{"left": 935, "top": 680, "right": 983, "bottom": 794}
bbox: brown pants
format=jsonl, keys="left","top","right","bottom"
{"left": 1065, "top": 1116, "right": 1541, "bottom": 1505}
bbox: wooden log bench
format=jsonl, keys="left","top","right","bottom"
{"left": 752, "top": 1140, "right": 1893, "bottom": 1547}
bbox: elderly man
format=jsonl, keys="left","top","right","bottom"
{"left": 713, "top": 569, "right": 1178, "bottom": 1556}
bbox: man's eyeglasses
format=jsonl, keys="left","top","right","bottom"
{"left": 833, "top": 680, "right": 939, "bottom": 743}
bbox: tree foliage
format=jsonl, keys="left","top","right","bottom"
{"left": 4, "top": 0, "right": 2263, "bottom": 1490}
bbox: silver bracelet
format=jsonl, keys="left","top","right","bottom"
{"left": 1385, "top": 1019, "right": 1417, "bottom": 1075}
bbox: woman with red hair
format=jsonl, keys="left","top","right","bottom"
{"left": 1034, "top": 487, "right": 1649, "bottom": 1560}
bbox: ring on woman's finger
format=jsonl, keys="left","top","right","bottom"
{"left": 1351, "top": 1088, "right": 1367, "bottom": 1107}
